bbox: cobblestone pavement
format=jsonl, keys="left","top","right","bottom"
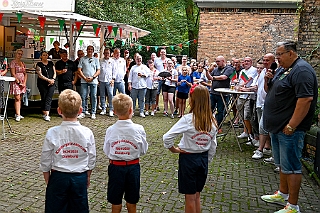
{"left": 0, "top": 107, "right": 319, "bottom": 213}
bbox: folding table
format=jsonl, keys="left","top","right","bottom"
{"left": 214, "top": 88, "right": 254, "bottom": 151}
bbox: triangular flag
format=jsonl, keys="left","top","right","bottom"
{"left": 58, "top": 19, "right": 65, "bottom": 31}
{"left": 119, "top": 28, "right": 123, "bottom": 38}
{"left": 16, "top": 12, "right": 23, "bottom": 23}
{"left": 170, "top": 46, "right": 174, "bottom": 51}
{"left": 107, "top": 26, "right": 113, "bottom": 34}
{"left": 193, "top": 39, "right": 197, "bottom": 44}
{"left": 112, "top": 27, "right": 118, "bottom": 37}
{"left": 240, "top": 72, "right": 249, "bottom": 82}
{"left": 114, "top": 38, "right": 117, "bottom": 42}
{"left": 130, "top": 32, "right": 133, "bottom": 40}
{"left": 154, "top": 46, "right": 158, "bottom": 52}
{"left": 178, "top": 43, "right": 183, "bottom": 48}
{"left": 146, "top": 46, "right": 150, "bottom": 51}
{"left": 138, "top": 45, "right": 142, "bottom": 51}
{"left": 40, "top": 37, "right": 44, "bottom": 43}
{"left": 38, "top": 16, "right": 46, "bottom": 29}
{"left": 95, "top": 27, "right": 101, "bottom": 37}
{"left": 92, "top": 24, "right": 98, "bottom": 33}
{"left": 79, "top": 40, "right": 83, "bottom": 46}
{"left": 135, "top": 32, "right": 138, "bottom": 39}
{"left": 0, "top": 13, "right": 3, "bottom": 23}
{"left": 110, "top": 39, "right": 115, "bottom": 47}
{"left": 75, "top": 21, "right": 82, "bottom": 31}
{"left": 50, "top": 38, "right": 54, "bottom": 45}
{"left": 229, "top": 70, "right": 237, "bottom": 81}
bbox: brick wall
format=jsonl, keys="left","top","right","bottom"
{"left": 298, "top": 0, "right": 320, "bottom": 79}
{"left": 197, "top": 8, "right": 298, "bottom": 63}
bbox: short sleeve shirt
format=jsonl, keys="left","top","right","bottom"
{"left": 210, "top": 65, "right": 234, "bottom": 95}
{"left": 78, "top": 56, "right": 100, "bottom": 84}
{"left": 263, "top": 58, "right": 318, "bottom": 133}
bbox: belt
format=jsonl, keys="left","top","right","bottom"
{"left": 109, "top": 159, "right": 139, "bottom": 166}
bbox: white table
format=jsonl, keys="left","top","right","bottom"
{"left": 214, "top": 88, "right": 254, "bottom": 151}
{"left": 0, "top": 76, "right": 15, "bottom": 139}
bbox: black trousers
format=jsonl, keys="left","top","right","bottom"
{"left": 38, "top": 83, "right": 55, "bottom": 111}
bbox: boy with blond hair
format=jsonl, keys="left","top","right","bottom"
{"left": 40, "top": 89, "right": 96, "bottom": 213}
{"left": 103, "top": 93, "right": 148, "bottom": 213}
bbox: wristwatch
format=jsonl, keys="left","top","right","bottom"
{"left": 286, "top": 124, "right": 296, "bottom": 132}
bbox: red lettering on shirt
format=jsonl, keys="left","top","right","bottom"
{"left": 55, "top": 142, "right": 87, "bottom": 154}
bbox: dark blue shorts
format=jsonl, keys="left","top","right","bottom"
{"left": 107, "top": 164, "right": 140, "bottom": 205}
{"left": 45, "top": 171, "right": 89, "bottom": 213}
{"left": 178, "top": 151, "right": 208, "bottom": 194}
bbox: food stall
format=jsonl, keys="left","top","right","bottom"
{"left": 0, "top": 0, "right": 150, "bottom": 101}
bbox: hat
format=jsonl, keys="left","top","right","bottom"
{"left": 60, "top": 49, "right": 67, "bottom": 54}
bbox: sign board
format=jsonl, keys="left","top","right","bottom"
{"left": 0, "top": 0, "right": 75, "bottom": 12}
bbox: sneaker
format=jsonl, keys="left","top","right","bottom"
{"left": 15, "top": 114, "right": 24, "bottom": 119}
{"left": 77, "top": 113, "right": 85, "bottom": 119}
{"left": 98, "top": 105, "right": 102, "bottom": 110}
{"left": 263, "top": 148, "right": 272, "bottom": 155}
{"left": 145, "top": 111, "right": 149, "bottom": 116}
{"left": 100, "top": 110, "right": 106, "bottom": 115}
{"left": 151, "top": 111, "right": 155, "bottom": 116}
{"left": 85, "top": 111, "right": 90, "bottom": 115}
{"left": 252, "top": 139, "right": 260, "bottom": 147}
{"left": 173, "top": 109, "right": 178, "bottom": 115}
{"left": 157, "top": 107, "right": 160, "bottom": 111}
{"left": 163, "top": 111, "right": 168, "bottom": 117}
{"left": 274, "top": 204, "right": 300, "bottom": 213}
{"left": 15, "top": 115, "right": 21, "bottom": 122}
{"left": 109, "top": 110, "right": 114, "bottom": 117}
{"left": 91, "top": 114, "right": 96, "bottom": 119}
{"left": 140, "top": 112, "right": 145, "bottom": 118}
{"left": 44, "top": 115, "right": 50, "bottom": 121}
{"left": 237, "top": 132, "right": 249, "bottom": 138}
{"left": 274, "top": 166, "right": 280, "bottom": 173}
{"left": 263, "top": 157, "right": 275, "bottom": 165}
{"left": 170, "top": 114, "right": 174, "bottom": 119}
{"left": 261, "top": 191, "right": 287, "bottom": 206}
{"left": 252, "top": 150, "right": 263, "bottom": 159}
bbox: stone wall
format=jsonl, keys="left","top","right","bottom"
{"left": 197, "top": 8, "right": 298, "bottom": 63}
{"left": 298, "top": 0, "right": 320, "bottom": 79}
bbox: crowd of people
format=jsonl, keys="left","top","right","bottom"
{"left": 1, "top": 40, "right": 316, "bottom": 213}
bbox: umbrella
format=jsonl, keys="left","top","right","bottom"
{"left": 158, "top": 71, "right": 172, "bottom": 78}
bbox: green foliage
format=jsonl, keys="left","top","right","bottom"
{"left": 75, "top": 0, "right": 199, "bottom": 57}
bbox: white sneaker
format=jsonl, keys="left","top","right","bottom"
{"left": 91, "top": 114, "right": 96, "bottom": 119}
{"left": 15, "top": 115, "right": 21, "bottom": 122}
{"left": 100, "top": 110, "right": 106, "bottom": 115}
{"left": 170, "top": 114, "right": 174, "bottom": 119}
{"left": 237, "top": 132, "right": 248, "bottom": 138}
{"left": 15, "top": 114, "right": 24, "bottom": 119}
{"left": 44, "top": 115, "right": 50, "bottom": 121}
{"left": 109, "top": 110, "right": 114, "bottom": 117}
{"left": 85, "top": 111, "right": 90, "bottom": 115}
{"left": 252, "top": 150, "right": 263, "bottom": 159}
{"left": 263, "top": 148, "right": 272, "bottom": 155}
{"left": 263, "top": 157, "right": 275, "bottom": 165}
{"left": 145, "top": 111, "right": 149, "bottom": 116}
{"left": 274, "top": 167, "right": 280, "bottom": 173}
{"left": 151, "top": 111, "right": 155, "bottom": 116}
{"left": 252, "top": 139, "right": 260, "bottom": 147}
{"left": 77, "top": 113, "right": 85, "bottom": 119}
{"left": 140, "top": 112, "right": 145, "bottom": 118}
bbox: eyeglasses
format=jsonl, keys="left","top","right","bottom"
{"left": 244, "top": 60, "right": 251, "bottom": 62}
{"left": 215, "top": 61, "right": 220, "bottom": 63}
{"left": 275, "top": 51, "right": 290, "bottom": 57}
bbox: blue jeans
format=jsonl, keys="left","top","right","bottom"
{"left": 81, "top": 83, "right": 97, "bottom": 114}
{"left": 210, "top": 93, "right": 229, "bottom": 126}
{"left": 270, "top": 131, "right": 305, "bottom": 174}
{"left": 130, "top": 88, "right": 147, "bottom": 113}
{"left": 113, "top": 81, "right": 125, "bottom": 96}
{"left": 100, "top": 82, "right": 114, "bottom": 111}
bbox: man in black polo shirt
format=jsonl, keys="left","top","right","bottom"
{"left": 205, "top": 55, "right": 234, "bottom": 132}
{"left": 261, "top": 41, "right": 318, "bottom": 213}
{"left": 55, "top": 49, "right": 77, "bottom": 93}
